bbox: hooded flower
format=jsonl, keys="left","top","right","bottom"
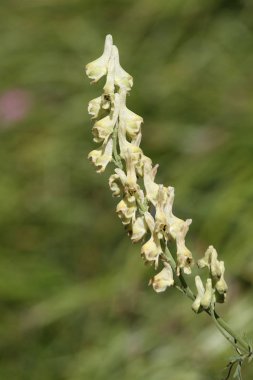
{"left": 192, "top": 276, "right": 213, "bottom": 312}
{"left": 116, "top": 197, "right": 136, "bottom": 225}
{"left": 119, "top": 104, "right": 143, "bottom": 140}
{"left": 131, "top": 216, "right": 148, "bottom": 243}
{"left": 88, "top": 93, "right": 114, "bottom": 120}
{"left": 103, "top": 46, "right": 116, "bottom": 94}
{"left": 164, "top": 187, "right": 186, "bottom": 240}
{"left": 143, "top": 161, "right": 160, "bottom": 206}
{"left": 109, "top": 172, "right": 122, "bottom": 197}
{"left": 141, "top": 212, "right": 162, "bottom": 268}
{"left": 198, "top": 245, "right": 222, "bottom": 280}
{"left": 88, "top": 137, "right": 113, "bottom": 173}
{"left": 192, "top": 276, "right": 205, "bottom": 313}
{"left": 200, "top": 278, "right": 213, "bottom": 309}
{"left": 86, "top": 34, "right": 113, "bottom": 83}
{"left": 111, "top": 150, "right": 140, "bottom": 204}
{"left": 154, "top": 185, "right": 170, "bottom": 239}
{"left": 114, "top": 46, "right": 133, "bottom": 91}
{"left": 88, "top": 96, "right": 102, "bottom": 119}
{"left": 150, "top": 262, "right": 174, "bottom": 292}
{"left": 92, "top": 93, "right": 120, "bottom": 143}
{"left": 215, "top": 261, "right": 227, "bottom": 295}
{"left": 117, "top": 90, "right": 143, "bottom": 163}
{"left": 135, "top": 153, "right": 153, "bottom": 178}
{"left": 175, "top": 219, "right": 193, "bottom": 275}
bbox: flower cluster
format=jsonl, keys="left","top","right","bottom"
{"left": 85, "top": 35, "right": 227, "bottom": 305}
{"left": 191, "top": 245, "right": 228, "bottom": 312}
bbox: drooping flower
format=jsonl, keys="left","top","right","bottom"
{"left": 92, "top": 93, "right": 120, "bottom": 143}
{"left": 154, "top": 185, "right": 169, "bottom": 239}
{"left": 117, "top": 90, "right": 143, "bottom": 163}
{"left": 113, "top": 46, "right": 133, "bottom": 91}
{"left": 149, "top": 262, "right": 174, "bottom": 292}
{"left": 175, "top": 219, "right": 193, "bottom": 275}
{"left": 141, "top": 212, "right": 162, "bottom": 268}
{"left": 88, "top": 137, "right": 113, "bottom": 173}
{"left": 88, "top": 96, "right": 102, "bottom": 119}
{"left": 112, "top": 150, "right": 140, "bottom": 203}
{"left": 119, "top": 104, "right": 143, "bottom": 140}
{"left": 215, "top": 261, "right": 227, "bottom": 295}
{"left": 116, "top": 197, "right": 137, "bottom": 225}
{"left": 131, "top": 216, "right": 148, "bottom": 243}
{"left": 103, "top": 46, "right": 116, "bottom": 94}
{"left": 164, "top": 186, "right": 186, "bottom": 240}
{"left": 143, "top": 161, "right": 160, "bottom": 206}
{"left": 198, "top": 245, "right": 222, "bottom": 280}
{"left": 86, "top": 35, "right": 113, "bottom": 83}
{"left": 109, "top": 172, "right": 122, "bottom": 197}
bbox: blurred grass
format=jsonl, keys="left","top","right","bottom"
{"left": 0, "top": 0, "right": 253, "bottom": 379}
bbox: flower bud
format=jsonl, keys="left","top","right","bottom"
{"left": 215, "top": 261, "right": 228, "bottom": 295}
{"left": 200, "top": 278, "right": 213, "bottom": 309}
{"left": 192, "top": 276, "right": 205, "bottom": 313}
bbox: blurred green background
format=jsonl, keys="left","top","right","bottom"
{"left": 0, "top": 0, "right": 253, "bottom": 379}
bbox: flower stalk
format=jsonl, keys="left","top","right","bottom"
{"left": 85, "top": 35, "right": 252, "bottom": 379}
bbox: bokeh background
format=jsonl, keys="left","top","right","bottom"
{"left": 0, "top": 0, "right": 253, "bottom": 379}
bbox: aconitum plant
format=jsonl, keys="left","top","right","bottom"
{"left": 85, "top": 35, "right": 252, "bottom": 379}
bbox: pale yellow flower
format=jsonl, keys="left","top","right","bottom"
{"left": 103, "top": 47, "right": 115, "bottom": 94}
{"left": 141, "top": 212, "right": 162, "bottom": 268}
{"left": 215, "top": 261, "right": 228, "bottom": 295}
{"left": 164, "top": 187, "right": 186, "bottom": 240}
{"left": 88, "top": 96, "right": 102, "bottom": 119}
{"left": 143, "top": 161, "right": 160, "bottom": 206}
{"left": 131, "top": 216, "right": 147, "bottom": 243}
{"left": 109, "top": 173, "right": 122, "bottom": 197}
{"left": 150, "top": 262, "right": 174, "bottom": 292}
{"left": 88, "top": 137, "right": 113, "bottom": 173}
{"left": 92, "top": 115, "right": 114, "bottom": 143}
{"left": 154, "top": 185, "right": 169, "bottom": 239}
{"left": 200, "top": 278, "right": 213, "bottom": 309}
{"left": 113, "top": 46, "right": 133, "bottom": 91}
{"left": 92, "top": 93, "right": 120, "bottom": 143}
{"left": 192, "top": 276, "right": 214, "bottom": 312}
{"left": 141, "top": 235, "right": 162, "bottom": 268}
{"left": 120, "top": 105, "right": 143, "bottom": 140}
{"left": 192, "top": 276, "right": 205, "bottom": 313}
{"left": 116, "top": 197, "right": 137, "bottom": 225}
{"left": 175, "top": 219, "right": 193, "bottom": 275}
{"left": 135, "top": 154, "right": 153, "bottom": 177}
{"left": 86, "top": 34, "right": 113, "bottom": 83}
{"left": 198, "top": 245, "right": 222, "bottom": 280}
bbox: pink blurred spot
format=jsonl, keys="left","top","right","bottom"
{"left": 0, "top": 89, "right": 31, "bottom": 127}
